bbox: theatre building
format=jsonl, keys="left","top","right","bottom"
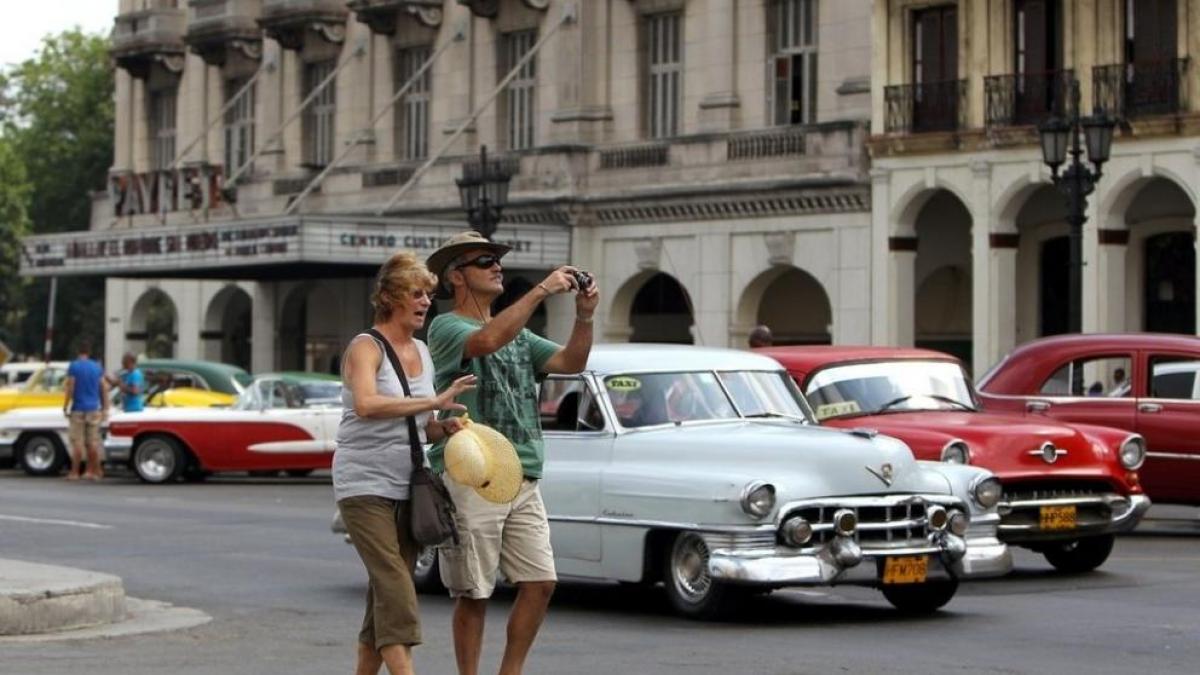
{"left": 870, "top": 0, "right": 1200, "bottom": 375}
{"left": 21, "top": 0, "right": 874, "bottom": 372}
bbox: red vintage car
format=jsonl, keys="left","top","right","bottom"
{"left": 977, "top": 333, "right": 1200, "bottom": 505}
{"left": 759, "top": 346, "right": 1150, "bottom": 573}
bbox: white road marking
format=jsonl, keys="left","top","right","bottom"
{"left": 0, "top": 514, "right": 113, "bottom": 530}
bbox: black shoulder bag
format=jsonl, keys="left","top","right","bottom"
{"left": 366, "top": 329, "right": 459, "bottom": 547}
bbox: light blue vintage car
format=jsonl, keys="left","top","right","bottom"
{"left": 337, "top": 344, "right": 1011, "bottom": 619}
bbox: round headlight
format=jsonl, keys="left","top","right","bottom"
{"left": 740, "top": 482, "right": 776, "bottom": 518}
{"left": 948, "top": 509, "right": 969, "bottom": 536}
{"left": 972, "top": 477, "right": 1003, "bottom": 509}
{"left": 940, "top": 440, "right": 971, "bottom": 464}
{"left": 781, "top": 516, "right": 813, "bottom": 547}
{"left": 1119, "top": 436, "right": 1146, "bottom": 470}
{"left": 927, "top": 505, "right": 948, "bottom": 531}
{"left": 832, "top": 508, "right": 858, "bottom": 536}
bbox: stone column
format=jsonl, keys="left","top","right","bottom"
{"left": 970, "top": 161, "right": 992, "bottom": 375}
{"left": 1095, "top": 227, "right": 1129, "bottom": 333}
{"left": 258, "top": 41, "right": 286, "bottom": 169}
{"left": 132, "top": 77, "right": 150, "bottom": 172}
{"left": 695, "top": 232, "right": 732, "bottom": 347}
{"left": 870, "top": 168, "right": 892, "bottom": 344}
{"left": 989, "top": 237, "right": 1019, "bottom": 363}
{"left": 698, "top": 0, "right": 739, "bottom": 132}
{"left": 113, "top": 70, "right": 134, "bottom": 171}
{"left": 280, "top": 49, "right": 304, "bottom": 171}
{"left": 888, "top": 244, "right": 917, "bottom": 347}
{"left": 547, "top": 0, "right": 614, "bottom": 144}
{"left": 251, "top": 282, "right": 277, "bottom": 374}
{"left": 1082, "top": 197, "right": 1102, "bottom": 333}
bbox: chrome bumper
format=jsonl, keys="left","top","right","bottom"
{"left": 998, "top": 493, "right": 1152, "bottom": 544}
{"left": 103, "top": 436, "right": 134, "bottom": 462}
{"left": 706, "top": 532, "right": 975, "bottom": 587}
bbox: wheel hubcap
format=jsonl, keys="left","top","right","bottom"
{"left": 672, "top": 535, "right": 712, "bottom": 602}
{"left": 24, "top": 439, "right": 57, "bottom": 471}
{"left": 137, "top": 442, "right": 175, "bottom": 482}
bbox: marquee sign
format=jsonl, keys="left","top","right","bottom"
{"left": 19, "top": 216, "right": 570, "bottom": 277}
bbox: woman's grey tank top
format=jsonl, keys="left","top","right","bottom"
{"left": 333, "top": 334, "right": 435, "bottom": 502}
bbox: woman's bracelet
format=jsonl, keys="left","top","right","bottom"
{"left": 537, "top": 282, "right": 552, "bottom": 295}
{"left": 576, "top": 315, "right": 594, "bottom": 324}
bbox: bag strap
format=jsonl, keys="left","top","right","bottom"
{"left": 364, "top": 328, "right": 425, "bottom": 470}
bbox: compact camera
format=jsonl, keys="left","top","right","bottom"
{"left": 570, "top": 270, "right": 594, "bottom": 292}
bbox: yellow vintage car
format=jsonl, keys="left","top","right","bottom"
{"left": 0, "top": 360, "right": 246, "bottom": 412}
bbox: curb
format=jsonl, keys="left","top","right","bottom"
{"left": 0, "top": 560, "right": 126, "bottom": 636}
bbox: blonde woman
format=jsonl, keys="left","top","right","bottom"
{"left": 335, "top": 250, "right": 476, "bottom": 675}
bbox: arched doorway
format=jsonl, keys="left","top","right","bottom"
{"left": 751, "top": 267, "right": 832, "bottom": 345}
{"left": 914, "top": 190, "right": 973, "bottom": 364}
{"left": 630, "top": 272, "right": 694, "bottom": 344}
{"left": 204, "top": 286, "right": 252, "bottom": 370}
{"left": 1124, "top": 178, "right": 1196, "bottom": 334}
{"left": 129, "top": 289, "right": 177, "bottom": 358}
{"left": 1011, "top": 184, "right": 1070, "bottom": 339}
{"left": 280, "top": 284, "right": 340, "bottom": 373}
{"left": 279, "top": 285, "right": 308, "bottom": 372}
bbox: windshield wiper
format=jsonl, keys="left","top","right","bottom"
{"left": 743, "top": 411, "right": 808, "bottom": 422}
{"left": 877, "top": 394, "right": 974, "bottom": 413}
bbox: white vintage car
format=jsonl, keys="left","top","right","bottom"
{"left": 337, "top": 344, "right": 1011, "bottom": 619}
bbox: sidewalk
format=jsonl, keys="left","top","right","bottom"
{"left": 0, "top": 558, "right": 209, "bottom": 641}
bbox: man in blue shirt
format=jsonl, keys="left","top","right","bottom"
{"left": 106, "top": 352, "right": 145, "bottom": 413}
{"left": 63, "top": 340, "right": 109, "bottom": 481}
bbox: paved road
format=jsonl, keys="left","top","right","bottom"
{"left": 1, "top": 470, "right": 1198, "bottom": 675}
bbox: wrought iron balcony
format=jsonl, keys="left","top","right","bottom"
{"left": 884, "top": 80, "right": 967, "bottom": 134}
{"left": 1093, "top": 59, "right": 1189, "bottom": 118}
{"left": 258, "top": 0, "right": 348, "bottom": 50}
{"left": 185, "top": 0, "right": 263, "bottom": 66}
{"left": 111, "top": 1, "right": 187, "bottom": 78}
{"left": 348, "top": 0, "right": 444, "bottom": 35}
{"left": 985, "top": 70, "right": 1075, "bottom": 127}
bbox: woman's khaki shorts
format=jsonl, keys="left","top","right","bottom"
{"left": 338, "top": 496, "right": 422, "bottom": 649}
{"left": 439, "top": 477, "right": 557, "bottom": 600}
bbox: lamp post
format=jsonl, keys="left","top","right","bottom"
{"left": 455, "top": 145, "right": 515, "bottom": 241}
{"left": 1037, "top": 79, "right": 1117, "bottom": 335}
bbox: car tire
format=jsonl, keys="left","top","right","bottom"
{"left": 1042, "top": 535, "right": 1115, "bottom": 573}
{"left": 662, "top": 532, "right": 739, "bottom": 620}
{"left": 133, "top": 435, "right": 187, "bottom": 484}
{"left": 19, "top": 433, "right": 68, "bottom": 477}
{"left": 881, "top": 579, "right": 959, "bottom": 614}
{"left": 411, "top": 546, "right": 444, "bottom": 595}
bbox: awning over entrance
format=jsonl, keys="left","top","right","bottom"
{"left": 19, "top": 216, "right": 571, "bottom": 279}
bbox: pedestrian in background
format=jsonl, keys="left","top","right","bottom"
{"left": 425, "top": 231, "right": 599, "bottom": 675}
{"left": 63, "top": 339, "right": 109, "bottom": 481}
{"left": 334, "top": 250, "right": 475, "bottom": 675}
{"left": 748, "top": 324, "right": 774, "bottom": 348}
{"left": 105, "top": 352, "right": 145, "bottom": 412}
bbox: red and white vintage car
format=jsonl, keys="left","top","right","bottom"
{"left": 760, "top": 346, "right": 1151, "bottom": 573}
{"left": 104, "top": 373, "right": 341, "bottom": 483}
{"left": 977, "top": 333, "right": 1200, "bottom": 505}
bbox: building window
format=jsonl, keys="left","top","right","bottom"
{"left": 223, "top": 78, "right": 255, "bottom": 173}
{"left": 499, "top": 30, "right": 537, "bottom": 151}
{"left": 395, "top": 46, "right": 432, "bottom": 160}
{"left": 303, "top": 60, "right": 337, "bottom": 168}
{"left": 644, "top": 12, "right": 683, "bottom": 139}
{"left": 772, "top": 0, "right": 818, "bottom": 125}
{"left": 149, "top": 88, "right": 177, "bottom": 170}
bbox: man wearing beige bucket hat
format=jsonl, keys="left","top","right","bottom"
{"left": 426, "top": 230, "right": 598, "bottom": 675}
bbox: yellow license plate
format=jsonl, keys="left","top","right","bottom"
{"left": 882, "top": 555, "right": 928, "bottom": 585}
{"left": 1039, "top": 505, "right": 1077, "bottom": 531}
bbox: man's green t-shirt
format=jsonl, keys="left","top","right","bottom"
{"left": 428, "top": 312, "right": 560, "bottom": 478}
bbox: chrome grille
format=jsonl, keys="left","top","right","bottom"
{"left": 1000, "top": 481, "right": 1118, "bottom": 531}
{"left": 702, "top": 531, "right": 778, "bottom": 553}
{"left": 783, "top": 496, "right": 940, "bottom": 550}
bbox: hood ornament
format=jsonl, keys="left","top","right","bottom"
{"left": 1028, "top": 442, "right": 1067, "bottom": 464}
{"left": 866, "top": 462, "right": 895, "bottom": 486}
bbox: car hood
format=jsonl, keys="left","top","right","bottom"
{"left": 613, "top": 420, "right": 952, "bottom": 503}
{"left": 0, "top": 405, "right": 64, "bottom": 427}
{"left": 828, "top": 411, "right": 1117, "bottom": 477}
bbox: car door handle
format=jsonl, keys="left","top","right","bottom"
{"left": 1138, "top": 403, "right": 1163, "bottom": 414}
{"left": 1026, "top": 400, "right": 1050, "bottom": 413}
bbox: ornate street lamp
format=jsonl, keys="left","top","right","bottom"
{"left": 1037, "top": 79, "right": 1117, "bottom": 334}
{"left": 456, "top": 145, "right": 515, "bottom": 241}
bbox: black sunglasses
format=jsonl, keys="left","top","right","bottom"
{"left": 459, "top": 254, "right": 503, "bottom": 270}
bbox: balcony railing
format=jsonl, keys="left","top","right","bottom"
{"left": 598, "top": 143, "right": 670, "bottom": 170}
{"left": 1093, "top": 59, "right": 1189, "bottom": 118}
{"left": 111, "top": 2, "right": 187, "bottom": 78}
{"left": 884, "top": 80, "right": 967, "bottom": 134}
{"left": 726, "top": 126, "right": 807, "bottom": 161}
{"left": 985, "top": 70, "right": 1075, "bottom": 127}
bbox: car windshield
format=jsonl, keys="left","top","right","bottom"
{"left": 603, "top": 370, "right": 809, "bottom": 428}
{"left": 235, "top": 379, "right": 342, "bottom": 410}
{"left": 805, "top": 360, "right": 976, "bottom": 420}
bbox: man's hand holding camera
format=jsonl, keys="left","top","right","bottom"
{"left": 538, "top": 266, "right": 600, "bottom": 320}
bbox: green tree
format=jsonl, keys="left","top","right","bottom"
{"left": 0, "top": 29, "right": 114, "bottom": 358}
{"left": 0, "top": 138, "right": 33, "bottom": 352}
